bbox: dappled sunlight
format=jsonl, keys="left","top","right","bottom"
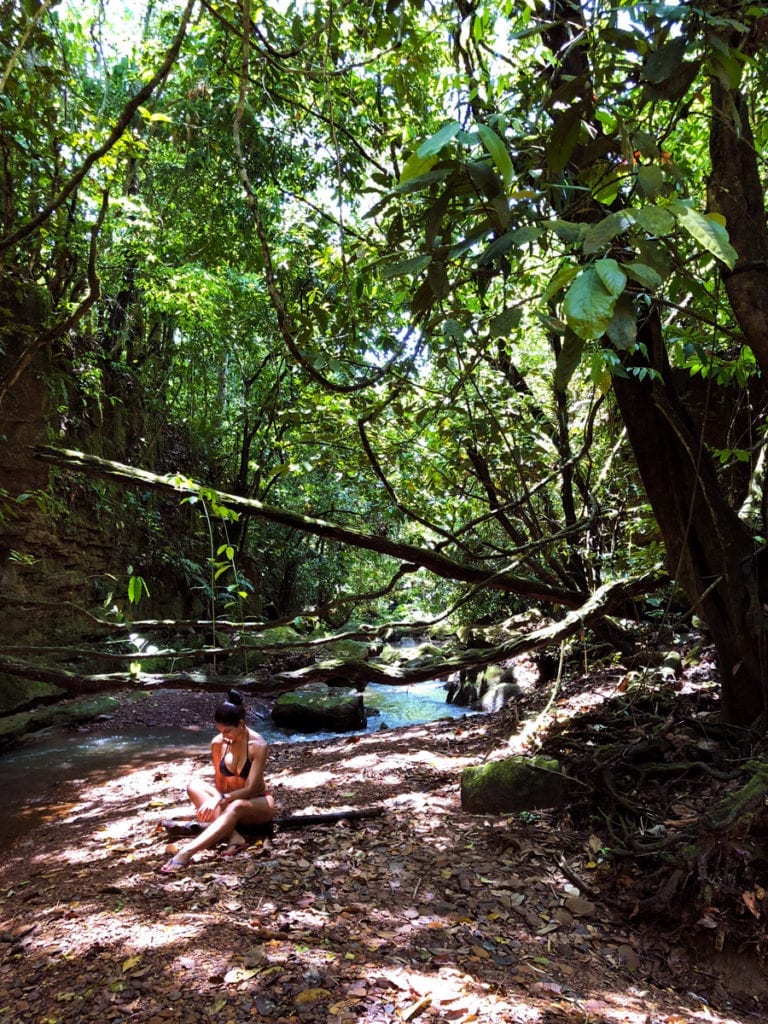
{"left": 0, "top": 707, "right": 761, "bottom": 1024}
{"left": 274, "top": 766, "right": 336, "bottom": 791}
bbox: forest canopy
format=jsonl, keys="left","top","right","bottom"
{"left": 2, "top": 0, "right": 768, "bottom": 726}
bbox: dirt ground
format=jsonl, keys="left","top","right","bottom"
{"left": 0, "top": 684, "right": 766, "bottom": 1024}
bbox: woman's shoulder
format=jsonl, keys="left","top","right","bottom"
{"left": 246, "top": 728, "right": 268, "bottom": 748}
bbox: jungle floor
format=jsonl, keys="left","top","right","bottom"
{"left": 1, "top": 655, "right": 767, "bottom": 1024}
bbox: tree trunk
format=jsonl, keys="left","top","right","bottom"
{"left": 611, "top": 312, "right": 768, "bottom": 727}
{"left": 708, "top": 79, "right": 768, "bottom": 384}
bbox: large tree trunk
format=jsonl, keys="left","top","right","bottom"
{"left": 611, "top": 312, "right": 768, "bottom": 727}
{"left": 708, "top": 79, "right": 768, "bottom": 384}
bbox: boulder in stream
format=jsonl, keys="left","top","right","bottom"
{"left": 271, "top": 683, "right": 367, "bottom": 733}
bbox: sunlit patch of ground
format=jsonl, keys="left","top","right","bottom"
{"left": 0, "top": 699, "right": 764, "bottom": 1024}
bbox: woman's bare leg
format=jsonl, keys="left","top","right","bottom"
{"left": 186, "top": 777, "right": 219, "bottom": 812}
{"left": 164, "top": 795, "right": 275, "bottom": 867}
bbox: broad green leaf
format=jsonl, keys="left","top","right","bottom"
{"left": 489, "top": 307, "right": 522, "bottom": 337}
{"left": 427, "top": 261, "right": 450, "bottom": 299}
{"left": 563, "top": 266, "right": 623, "bottom": 340}
{"left": 554, "top": 329, "right": 585, "bottom": 392}
{"left": 543, "top": 263, "right": 581, "bottom": 301}
{"left": 425, "top": 193, "right": 450, "bottom": 249}
{"left": 642, "top": 38, "right": 688, "bottom": 84}
{"left": 710, "top": 51, "right": 743, "bottom": 91}
{"left": 588, "top": 350, "right": 614, "bottom": 394}
{"left": 625, "top": 262, "right": 663, "bottom": 290}
{"left": 593, "top": 172, "right": 621, "bottom": 206}
{"left": 594, "top": 258, "right": 627, "bottom": 297}
{"left": 410, "top": 280, "right": 433, "bottom": 316}
{"left": 606, "top": 292, "right": 637, "bottom": 350}
{"left": 466, "top": 160, "right": 504, "bottom": 198}
{"left": 476, "top": 123, "right": 514, "bottom": 187}
{"left": 670, "top": 200, "right": 738, "bottom": 268}
{"left": 634, "top": 204, "right": 676, "bottom": 236}
{"left": 633, "top": 131, "right": 661, "bottom": 160}
{"left": 547, "top": 72, "right": 590, "bottom": 109}
{"left": 477, "top": 231, "right": 519, "bottom": 266}
{"left": 399, "top": 151, "right": 439, "bottom": 186}
{"left": 546, "top": 105, "right": 583, "bottom": 173}
{"left": 583, "top": 211, "right": 634, "bottom": 254}
{"left": 511, "top": 225, "right": 541, "bottom": 244}
{"left": 416, "top": 122, "right": 461, "bottom": 159}
{"left": 548, "top": 219, "right": 587, "bottom": 244}
{"left": 394, "top": 168, "right": 450, "bottom": 194}
{"left": 380, "top": 255, "right": 430, "bottom": 280}
{"left": 636, "top": 165, "right": 665, "bottom": 198}
{"left": 636, "top": 237, "right": 673, "bottom": 278}
{"left": 442, "top": 318, "right": 466, "bottom": 340}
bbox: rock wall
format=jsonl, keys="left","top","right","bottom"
{"left": 0, "top": 302, "right": 203, "bottom": 645}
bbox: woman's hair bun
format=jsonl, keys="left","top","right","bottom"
{"left": 227, "top": 688, "right": 244, "bottom": 706}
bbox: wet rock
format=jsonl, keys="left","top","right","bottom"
{"left": 271, "top": 683, "right": 366, "bottom": 733}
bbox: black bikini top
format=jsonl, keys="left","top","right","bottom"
{"left": 219, "top": 749, "right": 252, "bottom": 779}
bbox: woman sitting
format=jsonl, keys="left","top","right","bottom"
{"left": 160, "top": 689, "right": 275, "bottom": 873}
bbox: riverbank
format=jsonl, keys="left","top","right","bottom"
{"left": 0, "top": 684, "right": 765, "bottom": 1023}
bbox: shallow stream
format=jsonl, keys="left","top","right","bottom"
{"left": 0, "top": 680, "right": 475, "bottom": 849}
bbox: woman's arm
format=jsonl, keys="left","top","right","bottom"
{"left": 211, "top": 735, "right": 227, "bottom": 794}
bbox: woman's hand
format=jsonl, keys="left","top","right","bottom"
{"left": 196, "top": 795, "right": 224, "bottom": 823}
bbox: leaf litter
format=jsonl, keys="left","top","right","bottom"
{"left": 0, "top": 674, "right": 766, "bottom": 1024}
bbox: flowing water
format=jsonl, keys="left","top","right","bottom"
{"left": 0, "top": 680, "right": 475, "bottom": 849}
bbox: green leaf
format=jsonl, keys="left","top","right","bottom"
{"left": 476, "top": 123, "right": 514, "bottom": 187}
{"left": 633, "top": 204, "right": 676, "bottom": 236}
{"left": 625, "top": 262, "right": 663, "bottom": 290}
{"left": 546, "top": 105, "right": 583, "bottom": 173}
{"left": 563, "top": 265, "right": 623, "bottom": 341}
{"left": 582, "top": 211, "right": 634, "bottom": 254}
{"left": 554, "top": 329, "right": 585, "bottom": 392}
{"left": 399, "top": 151, "right": 439, "bottom": 186}
{"left": 594, "top": 258, "right": 627, "bottom": 297}
{"left": 477, "top": 231, "right": 519, "bottom": 266}
{"left": 380, "top": 254, "right": 430, "bottom": 280}
{"left": 416, "top": 122, "right": 461, "bottom": 159}
{"left": 606, "top": 292, "right": 637, "bottom": 350}
{"left": 709, "top": 51, "right": 743, "bottom": 91}
{"left": 394, "top": 168, "right": 450, "bottom": 194}
{"left": 548, "top": 219, "right": 587, "bottom": 244}
{"left": 670, "top": 200, "right": 738, "bottom": 268}
{"left": 427, "top": 261, "right": 450, "bottom": 299}
{"left": 642, "top": 38, "right": 688, "bottom": 85}
{"left": 489, "top": 307, "right": 522, "bottom": 337}
{"left": 543, "top": 263, "right": 581, "bottom": 301}
{"left": 442, "top": 318, "right": 466, "bottom": 340}
{"left": 636, "top": 165, "right": 665, "bottom": 198}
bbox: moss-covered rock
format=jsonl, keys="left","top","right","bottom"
{"left": 0, "top": 694, "right": 122, "bottom": 753}
{"left": 460, "top": 755, "right": 571, "bottom": 814}
{"left": 271, "top": 684, "right": 366, "bottom": 733}
{"left": 323, "top": 639, "right": 371, "bottom": 661}
{"left": 0, "top": 674, "right": 65, "bottom": 715}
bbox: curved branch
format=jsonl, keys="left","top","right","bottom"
{"left": 32, "top": 444, "right": 604, "bottom": 606}
{"left": 274, "top": 573, "right": 664, "bottom": 687}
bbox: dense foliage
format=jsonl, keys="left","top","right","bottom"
{"left": 2, "top": 0, "right": 768, "bottom": 724}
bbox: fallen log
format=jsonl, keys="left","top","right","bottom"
{"left": 162, "top": 806, "right": 386, "bottom": 838}
{"left": 273, "top": 806, "right": 386, "bottom": 829}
